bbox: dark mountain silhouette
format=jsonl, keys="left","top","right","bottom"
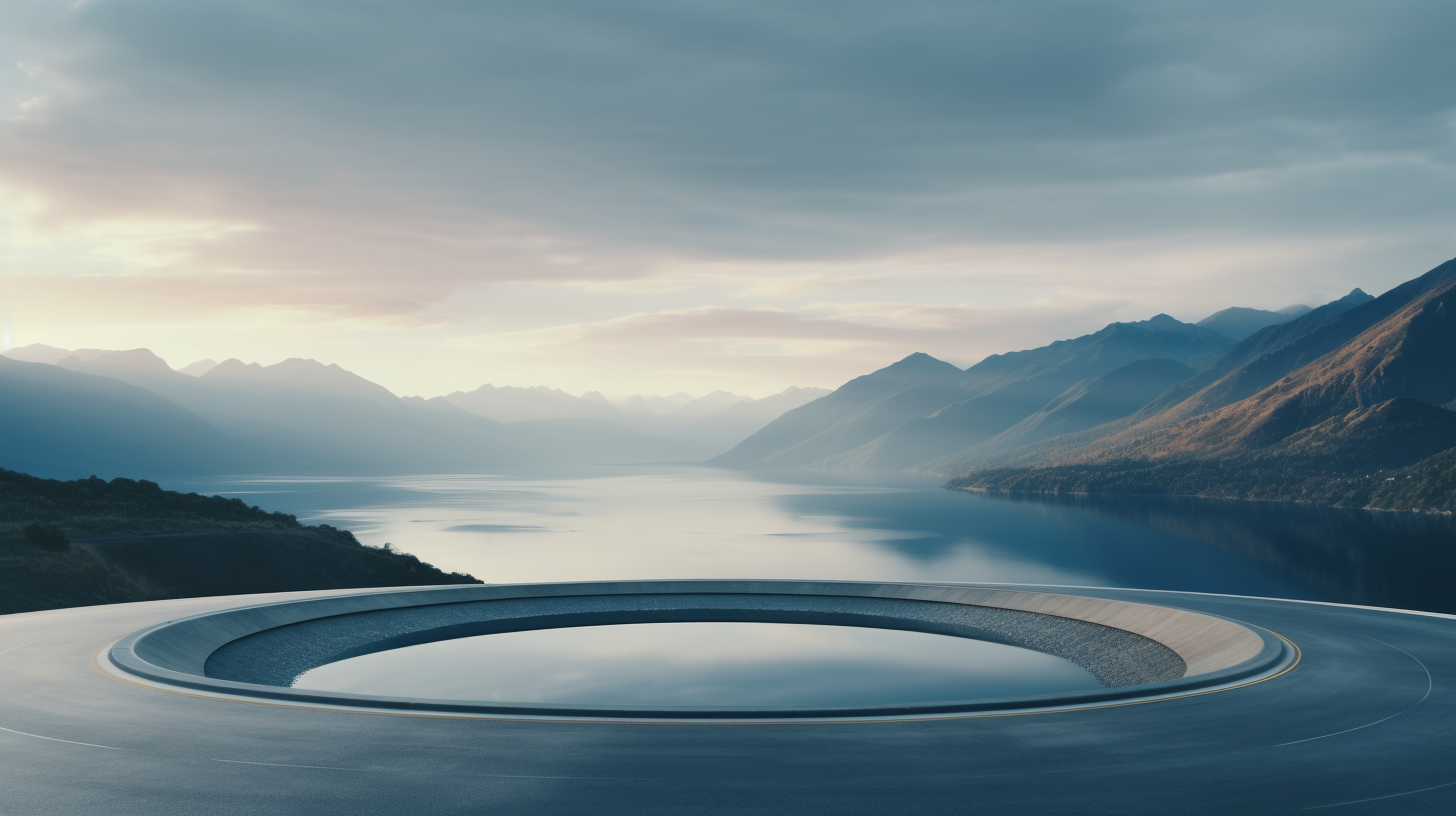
{"left": 715, "top": 316, "right": 1230, "bottom": 470}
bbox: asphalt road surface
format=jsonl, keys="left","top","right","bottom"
{"left": 2, "top": 586, "right": 1453, "bottom": 815}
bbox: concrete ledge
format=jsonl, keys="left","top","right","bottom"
{"left": 107, "top": 580, "right": 1293, "bottom": 720}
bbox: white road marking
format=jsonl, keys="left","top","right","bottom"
{"left": 1305, "top": 779, "right": 1456, "bottom": 809}
{"left": 1276, "top": 635, "right": 1433, "bottom": 747}
{"left": 477, "top": 774, "right": 657, "bottom": 780}
{"left": 0, "top": 725, "right": 121, "bottom": 750}
{"left": 211, "top": 759, "right": 368, "bottom": 770}
{"left": 0, "top": 640, "right": 120, "bottom": 749}
{"left": 208, "top": 761, "right": 647, "bottom": 779}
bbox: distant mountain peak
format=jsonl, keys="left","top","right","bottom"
{"left": 886, "top": 352, "right": 961, "bottom": 373}
{"left": 205, "top": 358, "right": 264, "bottom": 377}
{"left": 1196, "top": 306, "right": 1305, "bottom": 343}
{"left": 444, "top": 381, "right": 624, "bottom": 423}
{"left": 3, "top": 343, "right": 76, "bottom": 365}
{"left": 79, "top": 347, "right": 169, "bottom": 367}
{"left": 56, "top": 348, "right": 178, "bottom": 378}
{"left": 777, "top": 386, "right": 831, "bottom": 397}
{"left": 1093, "top": 314, "right": 1206, "bottom": 340}
{"left": 272, "top": 357, "right": 331, "bottom": 372}
{"left": 6, "top": 345, "right": 122, "bottom": 365}
{"left": 177, "top": 359, "right": 217, "bottom": 377}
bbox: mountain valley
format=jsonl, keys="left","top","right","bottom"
{"left": 718, "top": 258, "right": 1456, "bottom": 512}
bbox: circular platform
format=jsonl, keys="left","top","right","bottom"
{"left": 4, "top": 583, "right": 1455, "bottom": 814}
{"left": 104, "top": 580, "right": 1292, "bottom": 720}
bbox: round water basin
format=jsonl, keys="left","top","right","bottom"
{"left": 291, "top": 621, "right": 1103, "bottom": 708}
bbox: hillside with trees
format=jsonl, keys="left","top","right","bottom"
{"left": 0, "top": 468, "right": 478, "bottom": 614}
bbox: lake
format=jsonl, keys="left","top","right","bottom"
{"left": 175, "top": 465, "right": 1456, "bottom": 706}
{"left": 178, "top": 464, "right": 1456, "bottom": 614}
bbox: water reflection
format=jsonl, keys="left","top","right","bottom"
{"left": 291, "top": 622, "right": 1102, "bottom": 707}
{"left": 175, "top": 465, "right": 1456, "bottom": 614}
{"left": 990, "top": 494, "right": 1456, "bottom": 613}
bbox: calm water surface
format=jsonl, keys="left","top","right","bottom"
{"left": 179, "top": 465, "right": 1456, "bottom": 613}
{"left": 292, "top": 622, "right": 1101, "bottom": 707}
{"left": 179, "top": 465, "right": 1456, "bottom": 703}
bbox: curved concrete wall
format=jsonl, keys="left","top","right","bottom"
{"left": 109, "top": 580, "right": 1286, "bottom": 719}
{"left": 202, "top": 593, "right": 1187, "bottom": 688}
{"left": 896, "top": 585, "right": 1267, "bottom": 676}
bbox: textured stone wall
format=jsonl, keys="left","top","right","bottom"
{"left": 204, "top": 592, "right": 1186, "bottom": 689}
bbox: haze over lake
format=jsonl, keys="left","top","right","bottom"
{"left": 178, "top": 466, "right": 1456, "bottom": 615}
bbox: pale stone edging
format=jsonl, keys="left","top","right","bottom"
{"left": 105, "top": 581, "right": 1287, "bottom": 720}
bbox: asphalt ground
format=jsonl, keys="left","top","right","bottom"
{"left": 2, "top": 586, "right": 1453, "bottom": 815}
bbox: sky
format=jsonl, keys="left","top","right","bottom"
{"left": 1, "top": 0, "right": 1453, "bottom": 398}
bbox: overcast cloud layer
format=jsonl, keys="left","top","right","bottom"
{"left": 2, "top": 0, "right": 1454, "bottom": 395}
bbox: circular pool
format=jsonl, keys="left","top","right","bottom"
{"left": 107, "top": 580, "right": 1293, "bottom": 720}
{"left": 290, "top": 621, "right": 1106, "bottom": 707}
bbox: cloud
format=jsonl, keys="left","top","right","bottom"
{"left": 452, "top": 299, "right": 1131, "bottom": 380}
{"left": 2, "top": 0, "right": 1454, "bottom": 392}
{"left": 6, "top": 3, "right": 1456, "bottom": 257}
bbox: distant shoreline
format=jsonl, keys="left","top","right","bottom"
{"left": 947, "top": 456, "right": 1456, "bottom": 516}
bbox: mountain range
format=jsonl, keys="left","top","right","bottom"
{"left": 715, "top": 312, "right": 1247, "bottom": 471}
{"left": 0, "top": 347, "right": 825, "bottom": 479}
{"left": 1195, "top": 305, "right": 1312, "bottom": 342}
{"left": 13, "top": 257, "right": 1456, "bottom": 513}
{"left": 721, "top": 257, "right": 1456, "bottom": 511}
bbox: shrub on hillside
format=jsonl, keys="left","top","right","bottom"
{"left": 22, "top": 522, "right": 70, "bottom": 551}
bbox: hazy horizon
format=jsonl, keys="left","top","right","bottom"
{"left": 0, "top": 295, "right": 1354, "bottom": 399}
